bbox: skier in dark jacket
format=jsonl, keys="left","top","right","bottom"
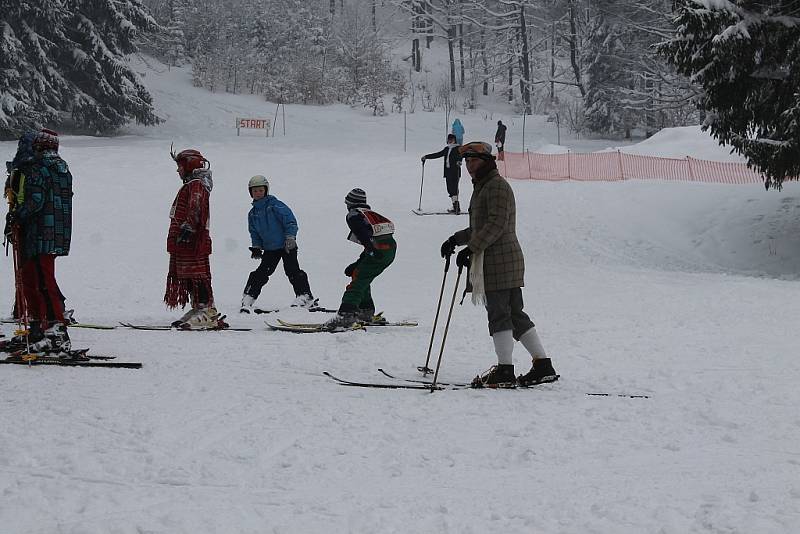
{"left": 3, "top": 129, "right": 73, "bottom": 353}
{"left": 421, "top": 134, "right": 463, "bottom": 214}
{"left": 494, "top": 120, "right": 507, "bottom": 158}
{"left": 324, "top": 188, "right": 396, "bottom": 331}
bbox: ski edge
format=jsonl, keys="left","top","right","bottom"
{"left": 0, "top": 359, "right": 141, "bottom": 369}
{"left": 323, "top": 371, "right": 444, "bottom": 390}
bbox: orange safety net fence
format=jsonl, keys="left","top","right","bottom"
{"left": 497, "top": 151, "right": 765, "bottom": 185}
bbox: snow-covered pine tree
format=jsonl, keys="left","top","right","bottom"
{"left": 583, "top": 0, "right": 692, "bottom": 138}
{"left": 661, "top": 0, "right": 800, "bottom": 190}
{"left": 0, "top": 0, "right": 161, "bottom": 138}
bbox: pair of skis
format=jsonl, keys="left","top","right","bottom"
{"left": 1, "top": 348, "right": 142, "bottom": 369}
{"left": 266, "top": 316, "right": 419, "bottom": 333}
{"left": 324, "top": 368, "right": 649, "bottom": 397}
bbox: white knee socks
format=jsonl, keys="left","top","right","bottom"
{"left": 492, "top": 330, "right": 515, "bottom": 365}
{"left": 520, "top": 327, "right": 547, "bottom": 360}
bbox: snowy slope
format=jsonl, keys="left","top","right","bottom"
{"left": 1, "top": 58, "right": 800, "bottom": 533}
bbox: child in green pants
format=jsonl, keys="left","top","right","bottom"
{"left": 325, "top": 188, "right": 396, "bottom": 331}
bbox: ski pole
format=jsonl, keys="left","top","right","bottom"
{"left": 10, "top": 226, "right": 31, "bottom": 355}
{"left": 430, "top": 264, "right": 463, "bottom": 392}
{"left": 418, "top": 254, "right": 451, "bottom": 375}
{"left": 417, "top": 161, "right": 425, "bottom": 211}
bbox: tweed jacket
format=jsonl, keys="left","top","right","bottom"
{"left": 451, "top": 167, "right": 524, "bottom": 291}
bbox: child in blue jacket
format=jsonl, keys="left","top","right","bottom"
{"left": 240, "top": 175, "right": 316, "bottom": 313}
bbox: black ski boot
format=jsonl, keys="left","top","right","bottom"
{"left": 471, "top": 364, "right": 516, "bottom": 388}
{"left": 518, "top": 358, "right": 559, "bottom": 386}
{"left": 356, "top": 308, "right": 377, "bottom": 323}
{"left": 0, "top": 323, "right": 44, "bottom": 352}
{"left": 29, "top": 323, "right": 71, "bottom": 354}
{"left": 323, "top": 312, "right": 359, "bottom": 332}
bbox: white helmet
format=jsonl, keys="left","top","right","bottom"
{"left": 248, "top": 175, "right": 269, "bottom": 194}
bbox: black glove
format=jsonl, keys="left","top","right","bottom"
{"left": 177, "top": 222, "right": 194, "bottom": 244}
{"left": 456, "top": 246, "right": 472, "bottom": 268}
{"left": 344, "top": 261, "right": 359, "bottom": 277}
{"left": 249, "top": 246, "right": 263, "bottom": 260}
{"left": 440, "top": 237, "right": 456, "bottom": 258}
{"left": 421, "top": 156, "right": 426, "bottom": 163}
{"left": 4, "top": 211, "right": 16, "bottom": 237}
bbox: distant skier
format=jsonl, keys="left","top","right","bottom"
{"left": 240, "top": 175, "right": 316, "bottom": 313}
{"left": 494, "top": 120, "right": 507, "bottom": 159}
{"left": 451, "top": 118, "right": 465, "bottom": 145}
{"left": 3, "top": 129, "right": 73, "bottom": 353}
{"left": 324, "top": 188, "right": 396, "bottom": 331}
{"left": 421, "top": 134, "right": 463, "bottom": 214}
{"left": 164, "top": 146, "right": 225, "bottom": 329}
{"left": 440, "top": 141, "right": 559, "bottom": 388}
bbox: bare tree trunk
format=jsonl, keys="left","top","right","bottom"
{"left": 518, "top": 5, "right": 531, "bottom": 114}
{"left": 448, "top": 26, "right": 456, "bottom": 92}
{"left": 372, "top": 0, "right": 377, "bottom": 32}
{"left": 330, "top": 0, "right": 335, "bottom": 17}
{"left": 426, "top": 2, "right": 433, "bottom": 48}
{"left": 508, "top": 64, "right": 513, "bottom": 103}
{"left": 458, "top": 22, "right": 465, "bottom": 88}
{"left": 550, "top": 22, "right": 555, "bottom": 102}
{"left": 481, "top": 26, "right": 488, "bottom": 96}
{"left": 568, "top": 0, "right": 586, "bottom": 98}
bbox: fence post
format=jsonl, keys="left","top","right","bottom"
{"left": 687, "top": 156, "right": 695, "bottom": 182}
{"left": 526, "top": 149, "right": 532, "bottom": 180}
{"left": 617, "top": 150, "right": 624, "bottom": 181}
{"left": 567, "top": 149, "right": 571, "bottom": 181}
{"left": 404, "top": 111, "right": 407, "bottom": 152}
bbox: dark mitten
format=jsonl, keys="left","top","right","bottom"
{"left": 440, "top": 236, "right": 456, "bottom": 258}
{"left": 249, "top": 247, "right": 263, "bottom": 259}
{"left": 344, "top": 261, "right": 359, "bottom": 277}
{"left": 456, "top": 246, "right": 472, "bottom": 268}
{"left": 177, "top": 222, "right": 194, "bottom": 244}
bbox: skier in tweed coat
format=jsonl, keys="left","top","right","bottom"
{"left": 440, "top": 141, "right": 559, "bottom": 388}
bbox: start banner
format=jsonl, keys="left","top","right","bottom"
{"left": 236, "top": 117, "right": 271, "bottom": 137}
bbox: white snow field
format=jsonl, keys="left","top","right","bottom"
{"left": 1, "top": 58, "right": 800, "bottom": 534}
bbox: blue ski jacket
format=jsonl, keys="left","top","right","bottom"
{"left": 248, "top": 195, "right": 299, "bottom": 251}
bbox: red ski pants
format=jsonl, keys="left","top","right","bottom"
{"left": 19, "top": 254, "right": 65, "bottom": 326}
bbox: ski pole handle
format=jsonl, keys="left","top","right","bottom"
{"left": 444, "top": 253, "right": 451, "bottom": 272}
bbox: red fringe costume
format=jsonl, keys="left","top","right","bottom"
{"left": 164, "top": 177, "right": 214, "bottom": 309}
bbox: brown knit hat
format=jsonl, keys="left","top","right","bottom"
{"left": 458, "top": 141, "right": 494, "bottom": 161}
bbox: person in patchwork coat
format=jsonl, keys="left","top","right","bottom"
{"left": 440, "top": 141, "right": 559, "bottom": 388}
{"left": 4, "top": 129, "right": 73, "bottom": 353}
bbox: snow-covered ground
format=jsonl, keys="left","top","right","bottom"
{"left": 1, "top": 58, "right": 800, "bottom": 533}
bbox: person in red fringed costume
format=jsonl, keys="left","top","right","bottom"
{"left": 164, "top": 145, "right": 227, "bottom": 329}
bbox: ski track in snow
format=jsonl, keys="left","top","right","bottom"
{"left": 1, "top": 57, "right": 800, "bottom": 533}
